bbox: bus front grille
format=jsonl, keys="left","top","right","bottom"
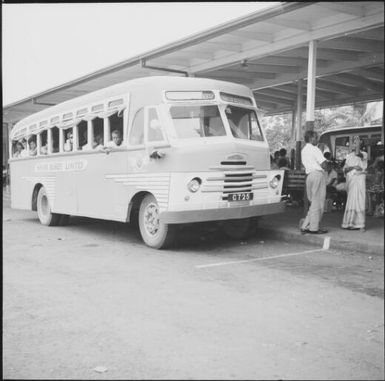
{"left": 203, "top": 168, "right": 268, "bottom": 200}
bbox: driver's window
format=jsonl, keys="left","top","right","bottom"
{"left": 129, "top": 108, "right": 144, "bottom": 145}
{"left": 147, "top": 108, "right": 165, "bottom": 142}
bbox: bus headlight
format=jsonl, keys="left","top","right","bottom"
{"left": 269, "top": 175, "right": 281, "bottom": 189}
{"left": 187, "top": 177, "right": 202, "bottom": 193}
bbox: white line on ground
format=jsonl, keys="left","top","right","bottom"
{"left": 196, "top": 248, "right": 327, "bottom": 269}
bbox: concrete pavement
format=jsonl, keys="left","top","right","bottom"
{"left": 2, "top": 185, "right": 384, "bottom": 255}
{"left": 259, "top": 205, "right": 384, "bottom": 256}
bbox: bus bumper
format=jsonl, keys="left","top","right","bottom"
{"left": 160, "top": 201, "right": 285, "bottom": 224}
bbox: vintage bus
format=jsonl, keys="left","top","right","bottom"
{"left": 9, "top": 76, "right": 284, "bottom": 249}
{"left": 319, "top": 124, "right": 383, "bottom": 164}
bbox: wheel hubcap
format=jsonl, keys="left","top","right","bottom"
{"left": 41, "top": 195, "right": 49, "bottom": 216}
{"left": 144, "top": 203, "right": 160, "bottom": 235}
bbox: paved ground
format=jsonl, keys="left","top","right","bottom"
{"left": 260, "top": 205, "right": 384, "bottom": 256}
{"left": 3, "top": 199, "right": 384, "bottom": 380}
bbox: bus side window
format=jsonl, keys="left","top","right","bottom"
{"left": 129, "top": 108, "right": 144, "bottom": 145}
{"left": 28, "top": 135, "right": 38, "bottom": 156}
{"left": 40, "top": 130, "right": 48, "bottom": 155}
{"left": 92, "top": 118, "right": 104, "bottom": 149}
{"left": 147, "top": 108, "right": 164, "bottom": 142}
{"left": 77, "top": 121, "right": 88, "bottom": 150}
{"left": 109, "top": 113, "right": 124, "bottom": 145}
{"left": 334, "top": 136, "right": 349, "bottom": 161}
{"left": 64, "top": 128, "right": 73, "bottom": 152}
{"left": 12, "top": 140, "right": 27, "bottom": 158}
{"left": 51, "top": 127, "right": 60, "bottom": 153}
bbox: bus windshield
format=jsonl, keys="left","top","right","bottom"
{"left": 169, "top": 105, "right": 226, "bottom": 139}
{"left": 224, "top": 105, "right": 264, "bottom": 141}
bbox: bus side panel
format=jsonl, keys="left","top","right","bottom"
{"left": 74, "top": 151, "right": 130, "bottom": 221}
{"left": 9, "top": 160, "right": 37, "bottom": 211}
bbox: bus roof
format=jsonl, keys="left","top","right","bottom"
{"left": 10, "top": 76, "right": 253, "bottom": 139}
{"left": 320, "top": 124, "right": 382, "bottom": 137}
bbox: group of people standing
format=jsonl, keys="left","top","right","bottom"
{"left": 271, "top": 148, "right": 291, "bottom": 170}
{"left": 300, "top": 130, "right": 368, "bottom": 234}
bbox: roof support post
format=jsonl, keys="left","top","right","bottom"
{"left": 305, "top": 40, "right": 317, "bottom": 131}
{"left": 295, "top": 79, "right": 303, "bottom": 170}
{"left": 381, "top": 100, "right": 385, "bottom": 144}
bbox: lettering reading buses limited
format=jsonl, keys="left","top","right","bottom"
{"left": 9, "top": 76, "right": 285, "bottom": 249}
{"left": 35, "top": 160, "right": 87, "bottom": 173}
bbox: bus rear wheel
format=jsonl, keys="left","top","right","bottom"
{"left": 36, "top": 187, "right": 62, "bottom": 226}
{"left": 221, "top": 217, "right": 258, "bottom": 240}
{"left": 138, "top": 194, "right": 176, "bottom": 249}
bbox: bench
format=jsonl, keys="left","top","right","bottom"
{"left": 282, "top": 170, "right": 306, "bottom": 203}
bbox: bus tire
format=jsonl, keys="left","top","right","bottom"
{"left": 221, "top": 217, "right": 258, "bottom": 240}
{"left": 36, "top": 187, "right": 61, "bottom": 226}
{"left": 138, "top": 194, "right": 176, "bottom": 249}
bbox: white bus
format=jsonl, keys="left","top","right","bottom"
{"left": 9, "top": 76, "right": 284, "bottom": 249}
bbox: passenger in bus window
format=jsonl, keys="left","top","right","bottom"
{"left": 107, "top": 129, "right": 123, "bottom": 147}
{"left": 29, "top": 140, "right": 37, "bottom": 156}
{"left": 79, "top": 130, "right": 88, "bottom": 149}
{"left": 40, "top": 144, "right": 48, "bottom": 155}
{"left": 93, "top": 133, "right": 103, "bottom": 149}
{"left": 14, "top": 141, "right": 27, "bottom": 158}
{"left": 64, "top": 132, "right": 73, "bottom": 152}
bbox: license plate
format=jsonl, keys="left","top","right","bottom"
{"left": 228, "top": 192, "right": 253, "bottom": 202}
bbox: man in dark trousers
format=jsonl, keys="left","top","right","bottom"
{"left": 299, "top": 130, "right": 329, "bottom": 234}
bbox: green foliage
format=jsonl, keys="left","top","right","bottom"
{"left": 260, "top": 101, "right": 383, "bottom": 153}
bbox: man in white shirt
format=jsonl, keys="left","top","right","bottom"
{"left": 107, "top": 130, "right": 123, "bottom": 147}
{"left": 300, "top": 130, "right": 329, "bottom": 234}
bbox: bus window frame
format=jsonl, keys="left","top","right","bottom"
{"left": 164, "top": 102, "right": 227, "bottom": 141}
{"left": 8, "top": 93, "right": 130, "bottom": 159}
{"left": 221, "top": 104, "right": 265, "bottom": 142}
{"left": 144, "top": 105, "right": 170, "bottom": 148}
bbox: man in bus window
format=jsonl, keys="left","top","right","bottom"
{"left": 107, "top": 129, "right": 123, "bottom": 147}
{"left": 14, "top": 141, "right": 27, "bottom": 158}
{"left": 93, "top": 134, "right": 104, "bottom": 149}
{"left": 29, "top": 140, "right": 37, "bottom": 156}
{"left": 64, "top": 132, "right": 73, "bottom": 152}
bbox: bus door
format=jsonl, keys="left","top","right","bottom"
{"left": 144, "top": 105, "right": 171, "bottom": 172}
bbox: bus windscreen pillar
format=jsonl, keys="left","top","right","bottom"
{"left": 305, "top": 40, "right": 317, "bottom": 132}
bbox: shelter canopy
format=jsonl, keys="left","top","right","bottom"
{"left": 4, "top": 1, "right": 384, "bottom": 124}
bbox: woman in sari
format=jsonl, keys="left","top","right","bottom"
{"left": 341, "top": 135, "right": 367, "bottom": 231}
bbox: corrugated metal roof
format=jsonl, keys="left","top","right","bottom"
{"left": 3, "top": 1, "right": 384, "bottom": 124}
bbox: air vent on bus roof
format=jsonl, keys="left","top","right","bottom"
{"left": 92, "top": 104, "right": 104, "bottom": 112}
{"left": 108, "top": 99, "right": 124, "bottom": 108}
{"left": 76, "top": 108, "right": 88, "bottom": 116}
{"left": 63, "top": 112, "right": 73, "bottom": 120}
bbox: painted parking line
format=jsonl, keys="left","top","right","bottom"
{"left": 195, "top": 248, "right": 327, "bottom": 269}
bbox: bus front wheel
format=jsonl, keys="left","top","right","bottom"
{"left": 36, "top": 187, "right": 62, "bottom": 226}
{"left": 138, "top": 194, "right": 176, "bottom": 249}
{"left": 221, "top": 217, "right": 258, "bottom": 240}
